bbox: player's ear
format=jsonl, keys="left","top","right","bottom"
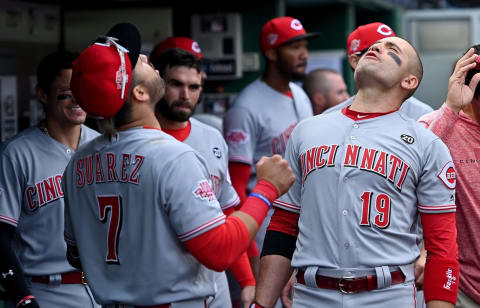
{"left": 348, "top": 54, "right": 360, "bottom": 70}
{"left": 265, "top": 48, "right": 278, "bottom": 62}
{"left": 401, "top": 74, "right": 419, "bottom": 92}
{"left": 131, "top": 84, "right": 150, "bottom": 103}
{"left": 35, "top": 84, "right": 48, "bottom": 105}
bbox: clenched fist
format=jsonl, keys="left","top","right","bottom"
{"left": 256, "top": 154, "right": 295, "bottom": 197}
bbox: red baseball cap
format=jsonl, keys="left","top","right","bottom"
{"left": 150, "top": 37, "right": 203, "bottom": 65}
{"left": 347, "top": 22, "right": 395, "bottom": 55}
{"left": 71, "top": 22, "right": 141, "bottom": 119}
{"left": 260, "top": 16, "right": 319, "bottom": 53}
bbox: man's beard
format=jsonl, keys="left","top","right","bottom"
{"left": 277, "top": 58, "right": 306, "bottom": 82}
{"left": 156, "top": 98, "right": 197, "bottom": 122}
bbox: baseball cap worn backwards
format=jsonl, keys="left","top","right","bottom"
{"left": 150, "top": 37, "right": 203, "bottom": 64}
{"left": 260, "top": 16, "right": 319, "bottom": 53}
{"left": 347, "top": 22, "right": 395, "bottom": 55}
{"left": 71, "top": 22, "right": 141, "bottom": 119}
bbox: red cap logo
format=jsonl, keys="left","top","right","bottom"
{"left": 150, "top": 37, "right": 203, "bottom": 65}
{"left": 260, "top": 16, "right": 318, "bottom": 52}
{"left": 347, "top": 22, "right": 395, "bottom": 55}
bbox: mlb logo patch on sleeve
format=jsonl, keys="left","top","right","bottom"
{"left": 437, "top": 161, "right": 456, "bottom": 190}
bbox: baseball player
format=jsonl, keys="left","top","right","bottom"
{"left": 302, "top": 68, "right": 350, "bottom": 115}
{"left": 323, "top": 22, "right": 433, "bottom": 120}
{"left": 224, "top": 16, "right": 316, "bottom": 277}
{"left": 61, "top": 22, "right": 295, "bottom": 307}
{"left": 254, "top": 36, "right": 459, "bottom": 308}
{"left": 152, "top": 48, "right": 255, "bottom": 308}
{"left": 0, "top": 52, "right": 99, "bottom": 308}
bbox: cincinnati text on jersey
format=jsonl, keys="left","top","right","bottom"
{"left": 301, "top": 144, "right": 410, "bottom": 191}
{"left": 271, "top": 123, "right": 296, "bottom": 155}
{"left": 25, "top": 174, "right": 64, "bottom": 211}
{"left": 75, "top": 152, "right": 145, "bottom": 187}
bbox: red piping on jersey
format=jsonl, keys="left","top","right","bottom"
{"left": 342, "top": 106, "right": 397, "bottom": 121}
{"left": 162, "top": 121, "right": 191, "bottom": 142}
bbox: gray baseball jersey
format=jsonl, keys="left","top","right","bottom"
{"left": 274, "top": 111, "right": 456, "bottom": 269}
{"left": 224, "top": 79, "right": 313, "bottom": 191}
{"left": 62, "top": 127, "right": 226, "bottom": 305}
{"left": 0, "top": 125, "right": 99, "bottom": 275}
{"left": 323, "top": 96, "right": 434, "bottom": 120}
{"left": 187, "top": 118, "right": 239, "bottom": 210}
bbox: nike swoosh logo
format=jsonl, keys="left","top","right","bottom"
{"left": 357, "top": 115, "right": 368, "bottom": 118}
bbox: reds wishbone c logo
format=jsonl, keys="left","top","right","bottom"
{"left": 438, "top": 161, "right": 456, "bottom": 190}
{"left": 377, "top": 24, "right": 393, "bottom": 36}
{"left": 192, "top": 41, "right": 201, "bottom": 53}
{"left": 291, "top": 19, "right": 303, "bottom": 31}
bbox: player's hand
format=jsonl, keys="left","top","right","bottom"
{"left": 446, "top": 48, "right": 480, "bottom": 113}
{"left": 414, "top": 248, "right": 426, "bottom": 290}
{"left": 256, "top": 155, "right": 295, "bottom": 196}
{"left": 240, "top": 285, "right": 255, "bottom": 308}
{"left": 280, "top": 271, "right": 296, "bottom": 308}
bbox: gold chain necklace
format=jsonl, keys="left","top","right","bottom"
{"left": 38, "top": 120, "right": 50, "bottom": 137}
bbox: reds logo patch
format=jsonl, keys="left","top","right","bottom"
{"left": 226, "top": 130, "right": 249, "bottom": 146}
{"left": 438, "top": 161, "right": 456, "bottom": 190}
{"left": 193, "top": 180, "right": 215, "bottom": 202}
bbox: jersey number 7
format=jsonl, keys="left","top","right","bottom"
{"left": 97, "top": 195, "right": 123, "bottom": 264}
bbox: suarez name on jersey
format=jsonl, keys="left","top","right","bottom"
{"left": 75, "top": 152, "right": 145, "bottom": 187}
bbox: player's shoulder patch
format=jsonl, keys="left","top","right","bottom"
{"left": 400, "top": 134, "right": 415, "bottom": 144}
{"left": 225, "top": 129, "right": 249, "bottom": 146}
{"left": 212, "top": 147, "right": 222, "bottom": 158}
{"left": 192, "top": 179, "right": 215, "bottom": 202}
{"left": 437, "top": 161, "right": 456, "bottom": 190}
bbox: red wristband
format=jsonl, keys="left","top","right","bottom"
{"left": 251, "top": 180, "right": 278, "bottom": 202}
{"left": 423, "top": 258, "right": 459, "bottom": 305}
{"left": 16, "top": 295, "right": 35, "bottom": 307}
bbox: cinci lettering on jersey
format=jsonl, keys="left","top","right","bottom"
{"left": 76, "top": 152, "right": 145, "bottom": 187}
{"left": 271, "top": 123, "right": 297, "bottom": 155}
{"left": 300, "top": 144, "right": 410, "bottom": 191}
{"left": 25, "top": 174, "right": 64, "bottom": 211}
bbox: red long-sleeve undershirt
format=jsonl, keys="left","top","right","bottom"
{"left": 229, "top": 162, "right": 260, "bottom": 257}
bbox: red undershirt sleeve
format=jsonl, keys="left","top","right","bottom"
{"left": 222, "top": 204, "right": 255, "bottom": 287}
{"left": 267, "top": 207, "right": 300, "bottom": 237}
{"left": 229, "top": 162, "right": 251, "bottom": 205}
{"left": 229, "top": 162, "right": 260, "bottom": 257}
{"left": 421, "top": 212, "right": 459, "bottom": 305}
